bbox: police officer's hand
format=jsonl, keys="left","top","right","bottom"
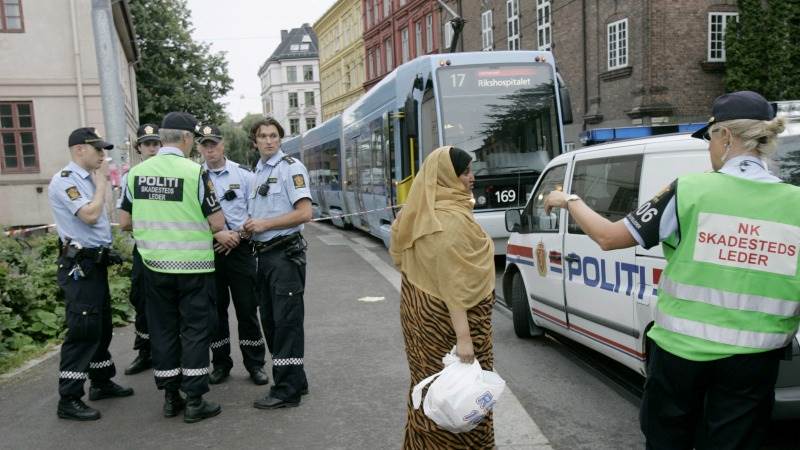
{"left": 243, "top": 218, "right": 269, "bottom": 234}
{"left": 213, "top": 230, "right": 239, "bottom": 254}
{"left": 91, "top": 158, "right": 110, "bottom": 187}
{"left": 544, "top": 190, "right": 568, "bottom": 215}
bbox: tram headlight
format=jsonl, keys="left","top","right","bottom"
{"left": 476, "top": 195, "right": 487, "bottom": 206}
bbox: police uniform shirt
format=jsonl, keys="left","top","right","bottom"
{"left": 48, "top": 161, "right": 112, "bottom": 248}
{"left": 624, "top": 155, "right": 782, "bottom": 249}
{"left": 247, "top": 148, "right": 312, "bottom": 242}
{"left": 119, "top": 147, "right": 220, "bottom": 217}
{"left": 202, "top": 158, "right": 253, "bottom": 231}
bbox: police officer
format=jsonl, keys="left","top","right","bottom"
{"left": 48, "top": 127, "right": 134, "bottom": 421}
{"left": 243, "top": 117, "right": 311, "bottom": 409}
{"left": 119, "top": 112, "right": 234, "bottom": 423}
{"left": 197, "top": 124, "right": 268, "bottom": 386}
{"left": 118, "top": 123, "right": 161, "bottom": 375}
{"left": 544, "top": 91, "right": 799, "bottom": 449}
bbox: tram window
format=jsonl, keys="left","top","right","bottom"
{"left": 346, "top": 137, "right": 359, "bottom": 189}
{"left": 371, "top": 120, "right": 385, "bottom": 195}
{"left": 420, "top": 83, "right": 438, "bottom": 157}
{"left": 322, "top": 140, "right": 341, "bottom": 189}
{"left": 358, "top": 133, "right": 372, "bottom": 193}
{"left": 567, "top": 155, "right": 642, "bottom": 235}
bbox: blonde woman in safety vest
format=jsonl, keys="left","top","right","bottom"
{"left": 544, "top": 91, "right": 797, "bottom": 450}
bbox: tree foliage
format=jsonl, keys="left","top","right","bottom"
{"left": 220, "top": 113, "right": 267, "bottom": 169}
{"left": 726, "top": 0, "right": 800, "bottom": 100}
{"left": 130, "top": 0, "right": 233, "bottom": 125}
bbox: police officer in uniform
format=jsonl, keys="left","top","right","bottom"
{"left": 118, "top": 123, "right": 161, "bottom": 375}
{"left": 119, "top": 112, "right": 234, "bottom": 423}
{"left": 243, "top": 117, "right": 311, "bottom": 409}
{"left": 544, "top": 91, "right": 799, "bottom": 449}
{"left": 197, "top": 124, "right": 268, "bottom": 385}
{"left": 49, "top": 127, "right": 134, "bottom": 421}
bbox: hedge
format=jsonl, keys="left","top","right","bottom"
{"left": 0, "top": 230, "right": 134, "bottom": 373}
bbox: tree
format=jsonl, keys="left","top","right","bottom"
{"left": 726, "top": 0, "right": 800, "bottom": 100}
{"left": 220, "top": 121, "right": 255, "bottom": 168}
{"left": 129, "top": 0, "right": 233, "bottom": 125}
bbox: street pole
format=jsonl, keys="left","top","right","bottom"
{"left": 91, "top": 0, "right": 126, "bottom": 165}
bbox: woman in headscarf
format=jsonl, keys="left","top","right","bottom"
{"left": 390, "top": 146, "right": 496, "bottom": 449}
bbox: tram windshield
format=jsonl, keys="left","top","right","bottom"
{"left": 436, "top": 63, "right": 562, "bottom": 177}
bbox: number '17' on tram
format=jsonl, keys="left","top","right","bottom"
{"left": 302, "top": 51, "right": 573, "bottom": 254}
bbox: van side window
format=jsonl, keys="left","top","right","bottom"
{"left": 568, "top": 155, "right": 642, "bottom": 235}
{"left": 523, "top": 164, "right": 567, "bottom": 233}
{"left": 772, "top": 134, "right": 800, "bottom": 186}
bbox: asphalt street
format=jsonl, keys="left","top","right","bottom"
{"left": 0, "top": 222, "right": 797, "bottom": 449}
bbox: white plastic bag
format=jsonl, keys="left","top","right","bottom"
{"left": 411, "top": 349, "right": 506, "bottom": 433}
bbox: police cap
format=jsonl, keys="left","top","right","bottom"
{"left": 161, "top": 111, "right": 203, "bottom": 137}
{"left": 691, "top": 91, "right": 777, "bottom": 140}
{"left": 196, "top": 124, "right": 223, "bottom": 144}
{"left": 68, "top": 127, "right": 113, "bottom": 150}
{"left": 136, "top": 123, "right": 160, "bottom": 145}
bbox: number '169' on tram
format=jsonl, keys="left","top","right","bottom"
{"left": 301, "top": 51, "right": 573, "bottom": 254}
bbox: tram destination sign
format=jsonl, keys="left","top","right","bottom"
{"left": 438, "top": 65, "right": 549, "bottom": 96}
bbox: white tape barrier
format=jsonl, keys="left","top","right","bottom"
{"left": 310, "top": 204, "right": 404, "bottom": 223}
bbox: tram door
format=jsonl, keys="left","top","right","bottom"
{"left": 344, "top": 135, "right": 366, "bottom": 230}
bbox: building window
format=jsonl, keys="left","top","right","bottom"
{"left": 708, "top": 12, "right": 738, "bottom": 62}
{"left": 373, "top": 0, "right": 380, "bottom": 23}
{"left": 443, "top": 21, "right": 453, "bottom": 51}
{"left": 376, "top": 45, "right": 383, "bottom": 74}
{"left": 344, "top": 64, "right": 352, "bottom": 90}
{"left": 288, "top": 92, "right": 299, "bottom": 108}
{"left": 537, "top": 0, "right": 551, "bottom": 51}
{"left": 289, "top": 118, "right": 300, "bottom": 136}
{"left": 426, "top": 14, "right": 433, "bottom": 52}
{"left": 383, "top": 0, "right": 391, "bottom": 18}
{"left": 607, "top": 18, "right": 628, "bottom": 70}
{"left": 401, "top": 27, "right": 410, "bottom": 63}
{"left": 1, "top": 101, "right": 38, "bottom": 173}
{"left": 400, "top": 0, "right": 406, "bottom": 5}
{"left": 481, "top": 10, "right": 493, "bottom": 51}
{"left": 385, "top": 38, "right": 393, "bottom": 71}
{"left": 414, "top": 21, "right": 423, "bottom": 57}
{"left": 369, "top": 50, "right": 376, "bottom": 79}
{"left": 506, "top": 0, "right": 520, "bottom": 50}
{"left": 1, "top": 0, "right": 24, "bottom": 32}
{"left": 304, "top": 91, "right": 315, "bottom": 106}
{"left": 366, "top": 1, "right": 372, "bottom": 28}
{"left": 286, "top": 66, "right": 297, "bottom": 83}
{"left": 303, "top": 65, "right": 314, "bottom": 81}
{"left": 306, "top": 118, "right": 317, "bottom": 130}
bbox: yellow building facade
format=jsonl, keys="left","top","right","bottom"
{"left": 315, "top": 0, "right": 365, "bottom": 121}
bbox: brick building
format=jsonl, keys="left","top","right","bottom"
{"left": 439, "top": 0, "right": 739, "bottom": 147}
{"left": 362, "top": 0, "right": 443, "bottom": 91}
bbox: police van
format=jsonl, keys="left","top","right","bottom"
{"left": 502, "top": 113, "right": 800, "bottom": 419}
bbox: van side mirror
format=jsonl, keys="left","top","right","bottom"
{"left": 557, "top": 72, "right": 573, "bottom": 125}
{"left": 505, "top": 208, "right": 522, "bottom": 233}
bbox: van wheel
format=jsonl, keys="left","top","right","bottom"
{"left": 511, "top": 272, "right": 544, "bottom": 338}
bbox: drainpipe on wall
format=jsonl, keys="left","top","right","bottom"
{"left": 69, "top": 0, "right": 86, "bottom": 126}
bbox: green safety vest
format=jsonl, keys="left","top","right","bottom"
{"left": 127, "top": 154, "right": 215, "bottom": 274}
{"left": 647, "top": 172, "right": 800, "bottom": 361}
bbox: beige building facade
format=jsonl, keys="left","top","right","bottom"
{"left": 315, "top": 0, "right": 365, "bottom": 121}
{"left": 0, "top": 0, "right": 139, "bottom": 227}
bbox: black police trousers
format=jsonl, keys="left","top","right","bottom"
{"left": 210, "top": 243, "right": 265, "bottom": 372}
{"left": 143, "top": 267, "right": 214, "bottom": 397}
{"left": 56, "top": 256, "right": 116, "bottom": 399}
{"left": 640, "top": 342, "right": 782, "bottom": 450}
{"left": 256, "top": 243, "right": 308, "bottom": 402}
{"left": 130, "top": 246, "right": 149, "bottom": 353}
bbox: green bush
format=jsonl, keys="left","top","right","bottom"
{"left": 0, "top": 230, "right": 134, "bottom": 372}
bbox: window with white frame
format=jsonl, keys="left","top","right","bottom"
{"left": 385, "top": 38, "right": 393, "bottom": 71}
{"left": 537, "top": 0, "right": 551, "bottom": 51}
{"left": 415, "top": 21, "right": 423, "bottom": 56}
{"left": 708, "top": 12, "right": 738, "bottom": 62}
{"left": 443, "top": 21, "right": 453, "bottom": 50}
{"left": 383, "top": 0, "right": 391, "bottom": 18}
{"left": 366, "top": 1, "right": 372, "bottom": 28}
{"left": 401, "top": 27, "right": 410, "bottom": 63}
{"left": 286, "top": 66, "right": 297, "bottom": 83}
{"left": 481, "top": 10, "right": 493, "bottom": 51}
{"left": 426, "top": 14, "right": 433, "bottom": 52}
{"left": 607, "top": 18, "right": 628, "bottom": 70}
{"left": 506, "top": 0, "right": 520, "bottom": 50}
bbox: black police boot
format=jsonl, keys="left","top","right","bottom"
{"left": 57, "top": 397, "right": 101, "bottom": 421}
{"left": 183, "top": 396, "right": 221, "bottom": 424}
{"left": 248, "top": 367, "right": 269, "bottom": 385}
{"left": 208, "top": 366, "right": 230, "bottom": 385}
{"left": 253, "top": 393, "right": 300, "bottom": 410}
{"left": 124, "top": 350, "right": 151, "bottom": 375}
{"left": 88, "top": 380, "right": 134, "bottom": 401}
{"left": 163, "top": 389, "right": 186, "bottom": 418}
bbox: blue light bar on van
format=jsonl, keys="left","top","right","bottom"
{"left": 580, "top": 123, "right": 707, "bottom": 146}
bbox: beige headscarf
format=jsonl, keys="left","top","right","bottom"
{"left": 390, "top": 147, "right": 495, "bottom": 310}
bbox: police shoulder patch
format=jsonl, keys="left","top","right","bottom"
{"left": 292, "top": 174, "right": 306, "bottom": 189}
{"left": 65, "top": 186, "right": 81, "bottom": 201}
{"left": 61, "top": 170, "right": 72, "bottom": 177}
{"left": 282, "top": 155, "right": 296, "bottom": 164}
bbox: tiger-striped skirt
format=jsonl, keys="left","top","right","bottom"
{"left": 400, "top": 274, "right": 495, "bottom": 450}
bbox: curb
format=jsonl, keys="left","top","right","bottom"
{"left": 0, "top": 344, "right": 62, "bottom": 383}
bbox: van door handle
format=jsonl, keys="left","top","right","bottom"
{"left": 564, "top": 253, "right": 580, "bottom": 263}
